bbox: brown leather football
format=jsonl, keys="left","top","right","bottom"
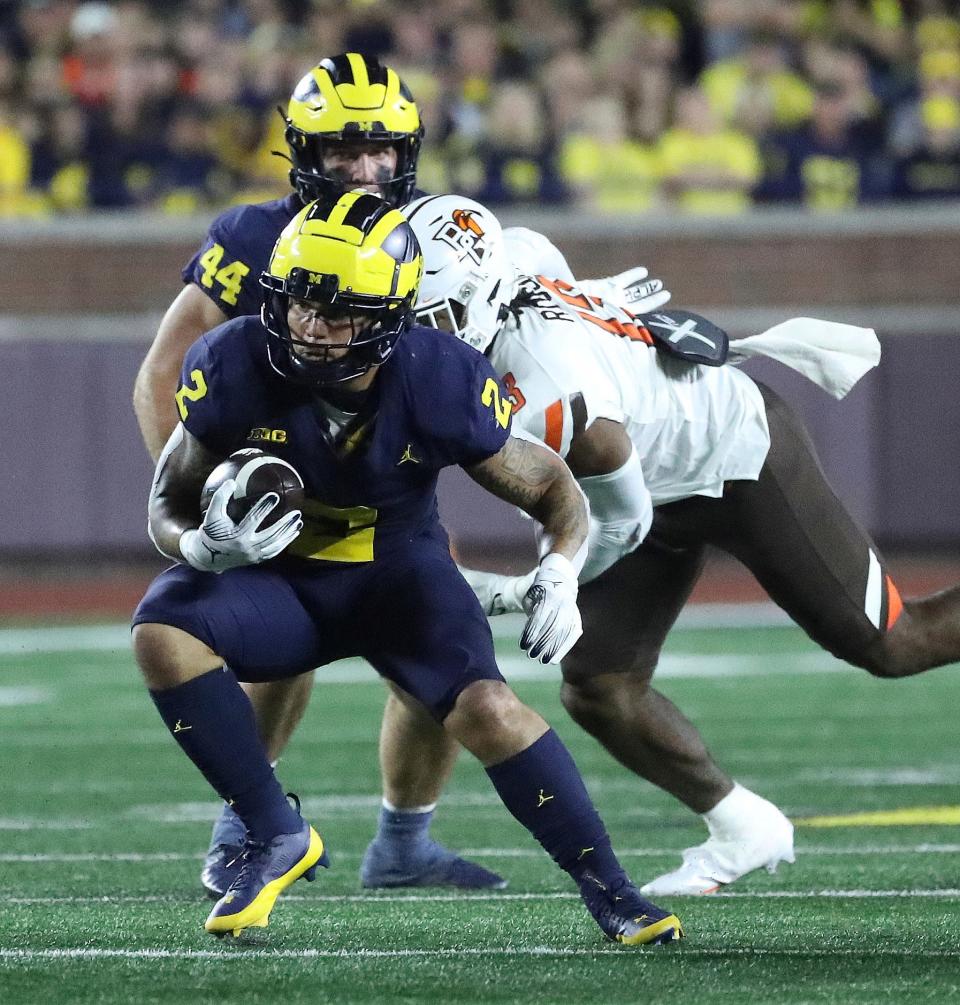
{"left": 200, "top": 448, "right": 305, "bottom": 528}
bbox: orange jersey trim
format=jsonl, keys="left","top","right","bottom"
{"left": 544, "top": 399, "right": 563, "bottom": 453}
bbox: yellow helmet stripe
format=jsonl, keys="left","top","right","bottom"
{"left": 347, "top": 52, "right": 370, "bottom": 91}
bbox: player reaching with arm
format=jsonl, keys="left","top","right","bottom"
{"left": 132, "top": 52, "right": 673, "bottom": 898}
{"left": 408, "top": 194, "right": 960, "bottom": 897}
{"left": 132, "top": 192, "right": 683, "bottom": 945}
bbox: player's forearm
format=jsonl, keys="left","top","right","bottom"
{"left": 133, "top": 354, "right": 184, "bottom": 462}
{"left": 526, "top": 473, "right": 589, "bottom": 567}
{"left": 466, "top": 436, "right": 588, "bottom": 567}
{"left": 148, "top": 501, "right": 199, "bottom": 563}
{"left": 146, "top": 425, "right": 210, "bottom": 561}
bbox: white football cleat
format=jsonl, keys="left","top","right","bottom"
{"left": 640, "top": 788, "right": 795, "bottom": 897}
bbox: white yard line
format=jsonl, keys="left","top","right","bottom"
{"left": 1, "top": 650, "right": 847, "bottom": 688}
{"left": 0, "top": 604, "right": 793, "bottom": 658}
{"left": 4, "top": 844, "right": 960, "bottom": 863}
{"left": 6, "top": 889, "right": 960, "bottom": 907}
{"left": 0, "top": 818, "right": 92, "bottom": 830}
{"left": 1, "top": 944, "right": 959, "bottom": 961}
{"left": 0, "top": 686, "right": 51, "bottom": 706}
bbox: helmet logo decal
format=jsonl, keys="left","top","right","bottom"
{"left": 434, "top": 209, "right": 487, "bottom": 266}
{"left": 453, "top": 209, "right": 484, "bottom": 237}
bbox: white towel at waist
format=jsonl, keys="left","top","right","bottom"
{"left": 728, "top": 317, "right": 881, "bottom": 399}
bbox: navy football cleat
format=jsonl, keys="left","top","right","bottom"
{"left": 201, "top": 802, "right": 247, "bottom": 899}
{"left": 577, "top": 869, "right": 684, "bottom": 946}
{"left": 205, "top": 819, "right": 328, "bottom": 938}
{"left": 360, "top": 836, "right": 508, "bottom": 890}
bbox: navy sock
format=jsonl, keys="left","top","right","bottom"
{"left": 149, "top": 667, "right": 301, "bottom": 842}
{"left": 486, "top": 729, "right": 625, "bottom": 883}
{"left": 375, "top": 804, "right": 434, "bottom": 848}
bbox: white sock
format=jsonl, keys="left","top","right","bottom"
{"left": 702, "top": 783, "right": 773, "bottom": 840}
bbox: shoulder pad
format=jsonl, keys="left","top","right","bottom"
{"left": 635, "top": 309, "right": 729, "bottom": 366}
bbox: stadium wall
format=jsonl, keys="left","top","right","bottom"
{"left": 2, "top": 205, "right": 959, "bottom": 559}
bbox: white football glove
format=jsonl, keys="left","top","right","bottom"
{"left": 458, "top": 565, "right": 537, "bottom": 616}
{"left": 519, "top": 553, "right": 583, "bottom": 665}
{"left": 580, "top": 266, "right": 672, "bottom": 314}
{"left": 179, "top": 479, "right": 303, "bottom": 574}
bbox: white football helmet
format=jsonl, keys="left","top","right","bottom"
{"left": 403, "top": 194, "right": 518, "bottom": 353}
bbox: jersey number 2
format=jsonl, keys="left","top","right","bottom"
{"left": 175, "top": 369, "right": 208, "bottom": 420}
{"left": 481, "top": 378, "right": 512, "bottom": 429}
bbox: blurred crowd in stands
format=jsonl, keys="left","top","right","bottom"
{"left": 2, "top": 0, "right": 960, "bottom": 216}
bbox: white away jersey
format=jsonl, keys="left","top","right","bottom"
{"left": 489, "top": 275, "right": 771, "bottom": 507}
{"left": 502, "top": 227, "right": 575, "bottom": 284}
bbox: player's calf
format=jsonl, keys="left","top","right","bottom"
{"left": 855, "top": 590, "right": 960, "bottom": 679}
{"left": 483, "top": 726, "right": 684, "bottom": 945}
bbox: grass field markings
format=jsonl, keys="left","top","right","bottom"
{"left": 796, "top": 768, "right": 960, "bottom": 786}
{"left": 0, "top": 606, "right": 794, "bottom": 657}
{"left": 493, "top": 605, "right": 795, "bottom": 634}
{"left": 0, "top": 652, "right": 850, "bottom": 686}
{"left": 0, "top": 686, "right": 51, "bottom": 706}
{"left": 0, "top": 818, "right": 92, "bottom": 830}
{"left": 0, "top": 732, "right": 183, "bottom": 749}
{"left": 798, "top": 805, "right": 960, "bottom": 827}
{"left": 122, "top": 792, "right": 509, "bottom": 823}
{"left": 7, "top": 889, "right": 960, "bottom": 907}
{"left": 0, "top": 625, "right": 132, "bottom": 655}
{"left": 5, "top": 843, "right": 960, "bottom": 863}
{"left": 0, "top": 852, "right": 200, "bottom": 862}
{"left": 3, "top": 943, "right": 960, "bottom": 963}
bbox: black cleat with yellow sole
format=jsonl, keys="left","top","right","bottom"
{"left": 577, "top": 869, "right": 684, "bottom": 946}
{"left": 205, "top": 820, "right": 327, "bottom": 938}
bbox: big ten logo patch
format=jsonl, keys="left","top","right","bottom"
{"left": 248, "top": 427, "right": 288, "bottom": 444}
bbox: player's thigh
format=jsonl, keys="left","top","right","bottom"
{"left": 358, "top": 540, "right": 505, "bottom": 722}
{"left": 133, "top": 564, "right": 325, "bottom": 681}
{"left": 709, "top": 384, "right": 901, "bottom": 662}
{"left": 563, "top": 531, "right": 706, "bottom": 685}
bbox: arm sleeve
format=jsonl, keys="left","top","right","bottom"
{"left": 578, "top": 447, "right": 652, "bottom": 583}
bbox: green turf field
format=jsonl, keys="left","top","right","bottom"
{"left": 2, "top": 615, "right": 959, "bottom": 1003}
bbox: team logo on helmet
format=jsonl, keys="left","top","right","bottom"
{"left": 432, "top": 209, "right": 488, "bottom": 266}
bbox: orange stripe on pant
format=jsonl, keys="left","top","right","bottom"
{"left": 886, "top": 575, "right": 904, "bottom": 630}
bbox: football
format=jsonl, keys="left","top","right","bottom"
{"left": 200, "top": 448, "right": 305, "bottom": 529}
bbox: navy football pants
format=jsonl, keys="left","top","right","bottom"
{"left": 133, "top": 536, "right": 504, "bottom": 720}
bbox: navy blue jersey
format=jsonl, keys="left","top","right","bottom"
{"left": 181, "top": 189, "right": 430, "bottom": 320}
{"left": 181, "top": 193, "right": 303, "bottom": 319}
{"left": 175, "top": 318, "right": 513, "bottom": 563}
